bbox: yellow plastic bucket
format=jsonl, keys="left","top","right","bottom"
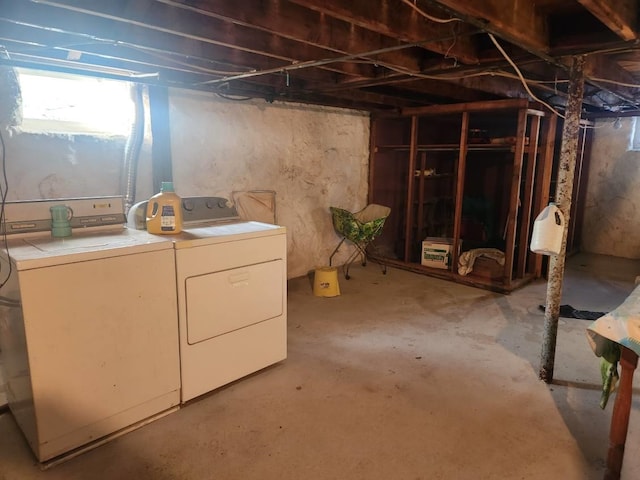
{"left": 313, "top": 267, "right": 341, "bottom": 297}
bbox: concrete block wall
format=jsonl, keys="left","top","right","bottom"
{"left": 1, "top": 87, "right": 370, "bottom": 279}
{"left": 168, "top": 89, "right": 370, "bottom": 279}
{"left": 581, "top": 117, "right": 640, "bottom": 259}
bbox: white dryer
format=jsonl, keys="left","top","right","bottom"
{"left": 129, "top": 197, "right": 287, "bottom": 403}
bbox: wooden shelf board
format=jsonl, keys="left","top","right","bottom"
{"left": 376, "top": 144, "right": 520, "bottom": 152}
{"left": 368, "top": 254, "right": 537, "bottom": 294}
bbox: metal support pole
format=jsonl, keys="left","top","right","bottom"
{"left": 539, "top": 55, "right": 585, "bottom": 383}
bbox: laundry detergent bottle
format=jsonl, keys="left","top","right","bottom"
{"left": 146, "top": 181, "right": 183, "bottom": 234}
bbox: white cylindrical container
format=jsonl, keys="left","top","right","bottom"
{"left": 530, "top": 203, "right": 565, "bottom": 256}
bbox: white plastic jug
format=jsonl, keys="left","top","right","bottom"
{"left": 530, "top": 203, "right": 565, "bottom": 256}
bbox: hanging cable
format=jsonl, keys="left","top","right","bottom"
{"left": 401, "top": 0, "right": 462, "bottom": 24}
{"left": 216, "top": 92, "right": 254, "bottom": 101}
{"left": 487, "top": 33, "right": 565, "bottom": 119}
{"left": 443, "top": 22, "right": 459, "bottom": 67}
{"left": 0, "top": 128, "right": 12, "bottom": 290}
{"left": 589, "top": 76, "right": 640, "bottom": 89}
{"left": 361, "top": 57, "right": 565, "bottom": 86}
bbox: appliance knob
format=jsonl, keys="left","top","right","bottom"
{"left": 206, "top": 199, "right": 216, "bottom": 209}
{"left": 183, "top": 200, "right": 194, "bottom": 211}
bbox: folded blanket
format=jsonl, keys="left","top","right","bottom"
{"left": 458, "top": 248, "right": 505, "bottom": 276}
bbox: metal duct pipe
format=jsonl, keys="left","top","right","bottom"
{"left": 0, "top": 50, "right": 22, "bottom": 128}
{"left": 122, "top": 83, "right": 145, "bottom": 215}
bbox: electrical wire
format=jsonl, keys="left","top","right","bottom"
{"left": 400, "top": 0, "right": 462, "bottom": 24}
{"left": 0, "top": 128, "right": 12, "bottom": 290}
{"left": 486, "top": 36, "right": 639, "bottom": 119}
{"left": 589, "top": 76, "right": 640, "bottom": 89}
{"left": 487, "top": 33, "right": 565, "bottom": 118}
{"left": 360, "top": 57, "right": 563, "bottom": 86}
{"left": 400, "top": 0, "right": 461, "bottom": 66}
{"left": 5, "top": 38, "right": 251, "bottom": 78}
{"left": 127, "top": 44, "right": 251, "bottom": 76}
{"left": 443, "top": 22, "right": 459, "bottom": 67}
{"left": 216, "top": 92, "right": 254, "bottom": 101}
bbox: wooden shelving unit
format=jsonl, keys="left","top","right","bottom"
{"left": 368, "top": 99, "right": 558, "bottom": 293}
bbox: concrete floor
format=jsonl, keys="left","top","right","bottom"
{"left": 1, "top": 252, "right": 640, "bottom": 479}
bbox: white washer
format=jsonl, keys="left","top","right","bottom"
{"left": 0, "top": 197, "right": 180, "bottom": 462}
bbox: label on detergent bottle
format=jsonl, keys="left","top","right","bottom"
{"left": 160, "top": 205, "right": 176, "bottom": 231}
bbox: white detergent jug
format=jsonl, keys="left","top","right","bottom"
{"left": 530, "top": 203, "right": 565, "bottom": 256}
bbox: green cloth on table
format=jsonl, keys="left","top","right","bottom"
{"left": 598, "top": 340, "right": 620, "bottom": 409}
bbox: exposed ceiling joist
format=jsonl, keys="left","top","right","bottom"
{"left": 0, "top": 0, "right": 639, "bottom": 114}
{"left": 583, "top": 54, "right": 640, "bottom": 109}
{"left": 428, "top": 0, "right": 549, "bottom": 53}
{"left": 158, "top": 0, "right": 425, "bottom": 72}
{"left": 288, "top": 0, "right": 479, "bottom": 64}
{"left": 576, "top": 0, "right": 638, "bottom": 41}
{"left": 23, "top": 0, "right": 374, "bottom": 79}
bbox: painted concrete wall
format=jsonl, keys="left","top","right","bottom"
{"left": 168, "top": 89, "right": 370, "bottom": 279}
{"left": 581, "top": 117, "right": 640, "bottom": 259}
{"left": 2, "top": 87, "right": 370, "bottom": 279}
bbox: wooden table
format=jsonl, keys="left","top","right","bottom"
{"left": 605, "top": 346, "right": 638, "bottom": 480}
{"left": 586, "top": 284, "right": 640, "bottom": 479}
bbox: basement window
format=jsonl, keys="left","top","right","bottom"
{"left": 16, "top": 68, "right": 134, "bottom": 136}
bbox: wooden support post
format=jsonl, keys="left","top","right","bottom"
{"left": 539, "top": 55, "right": 585, "bottom": 383}
{"left": 516, "top": 114, "right": 541, "bottom": 278}
{"left": 404, "top": 116, "right": 418, "bottom": 262}
{"left": 531, "top": 114, "right": 558, "bottom": 277}
{"left": 416, "top": 151, "right": 427, "bottom": 240}
{"left": 452, "top": 111, "right": 469, "bottom": 273}
{"left": 503, "top": 107, "right": 528, "bottom": 287}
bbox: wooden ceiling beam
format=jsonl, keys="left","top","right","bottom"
{"left": 448, "top": 75, "right": 529, "bottom": 101}
{"left": 19, "top": 0, "right": 374, "bottom": 78}
{"left": 0, "top": 4, "right": 260, "bottom": 77}
{"left": 0, "top": 29, "right": 356, "bottom": 94}
{"left": 0, "top": 23, "right": 252, "bottom": 83}
{"left": 316, "top": 74, "right": 493, "bottom": 103}
{"left": 583, "top": 54, "right": 640, "bottom": 106}
{"left": 576, "top": 0, "right": 638, "bottom": 41}
{"left": 158, "top": 0, "right": 424, "bottom": 73}
{"left": 288, "top": 0, "right": 479, "bottom": 64}
{"left": 303, "top": 67, "right": 500, "bottom": 106}
{"left": 614, "top": 50, "right": 640, "bottom": 74}
{"left": 312, "top": 88, "right": 417, "bottom": 109}
{"left": 427, "top": 0, "right": 550, "bottom": 53}
{"left": 237, "top": 76, "right": 402, "bottom": 111}
{"left": 368, "top": 82, "right": 494, "bottom": 104}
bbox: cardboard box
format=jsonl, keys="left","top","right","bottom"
{"left": 421, "top": 237, "right": 454, "bottom": 269}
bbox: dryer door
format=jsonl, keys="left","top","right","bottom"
{"left": 185, "top": 259, "right": 284, "bottom": 344}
